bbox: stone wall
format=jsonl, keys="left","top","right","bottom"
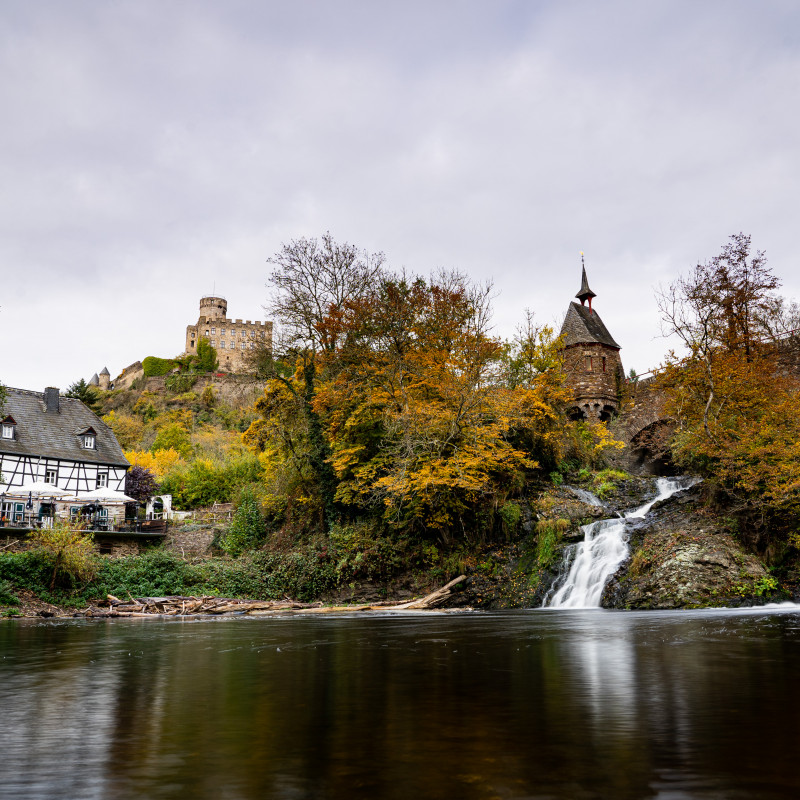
{"left": 164, "top": 526, "right": 216, "bottom": 557}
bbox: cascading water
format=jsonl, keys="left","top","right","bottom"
{"left": 544, "top": 477, "right": 698, "bottom": 609}
{"left": 567, "top": 486, "right": 604, "bottom": 506}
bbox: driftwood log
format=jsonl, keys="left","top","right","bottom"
{"left": 72, "top": 576, "right": 467, "bottom": 618}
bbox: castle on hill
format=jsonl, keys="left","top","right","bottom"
{"left": 184, "top": 295, "right": 273, "bottom": 374}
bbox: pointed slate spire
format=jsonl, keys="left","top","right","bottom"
{"left": 575, "top": 253, "right": 596, "bottom": 313}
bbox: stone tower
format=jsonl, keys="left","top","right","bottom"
{"left": 199, "top": 295, "right": 228, "bottom": 320}
{"left": 559, "top": 261, "right": 624, "bottom": 421}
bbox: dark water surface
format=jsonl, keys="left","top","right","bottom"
{"left": 2, "top": 608, "right": 800, "bottom": 799}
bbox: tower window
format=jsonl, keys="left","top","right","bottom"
{"left": 585, "top": 356, "right": 592, "bottom": 371}
{"left": 602, "top": 356, "right": 607, "bottom": 373}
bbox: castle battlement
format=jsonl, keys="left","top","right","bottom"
{"left": 185, "top": 295, "right": 273, "bottom": 374}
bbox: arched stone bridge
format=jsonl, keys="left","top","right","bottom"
{"left": 608, "top": 377, "right": 676, "bottom": 474}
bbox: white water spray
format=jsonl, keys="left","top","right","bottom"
{"left": 544, "top": 477, "right": 698, "bottom": 609}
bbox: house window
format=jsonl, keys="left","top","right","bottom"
{"left": 96, "top": 472, "right": 108, "bottom": 489}
{"left": 45, "top": 469, "right": 57, "bottom": 484}
{"left": 83, "top": 434, "right": 95, "bottom": 449}
{"left": 1, "top": 424, "right": 14, "bottom": 439}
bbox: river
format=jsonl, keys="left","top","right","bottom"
{"left": 2, "top": 609, "right": 800, "bottom": 799}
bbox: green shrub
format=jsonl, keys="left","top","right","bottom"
{"left": 94, "top": 549, "right": 204, "bottom": 598}
{"left": 592, "top": 468, "right": 629, "bottom": 487}
{"left": 0, "top": 579, "right": 20, "bottom": 606}
{"left": 499, "top": 501, "right": 522, "bottom": 533}
{"left": 222, "top": 488, "right": 265, "bottom": 556}
{"left": 142, "top": 356, "right": 178, "bottom": 377}
{"left": 535, "top": 518, "right": 569, "bottom": 569}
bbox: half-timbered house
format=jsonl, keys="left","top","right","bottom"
{"left": 0, "top": 387, "right": 129, "bottom": 523}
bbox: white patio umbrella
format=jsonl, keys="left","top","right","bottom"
{"left": 74, "top": 487, "right": 136, "bottom": 503}
{"left": 3, "top": 481, "right": 72, "bottom": 498}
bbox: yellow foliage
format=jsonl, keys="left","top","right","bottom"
{"left": 125, "top": 448, "right": 186, "bottom": 480}
{"left": 102, "top": 410, "right": 144, "bottom": 450}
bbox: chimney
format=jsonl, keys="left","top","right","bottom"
{"left": 44, "top": 387, "right": 60, "bottom": 414}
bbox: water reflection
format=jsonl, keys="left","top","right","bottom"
{"left": 1, "top": 610, "right": 800, "bottom": 799}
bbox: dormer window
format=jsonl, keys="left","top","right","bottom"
{"left": 78, "top": 426, "right": 97, "bottom": 449}
{"left": 1, "top": 416, "right": 16, "bottom": 440}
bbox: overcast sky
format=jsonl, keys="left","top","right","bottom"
{"left": 2, "top": 0, "right": 799, "bottom": 391}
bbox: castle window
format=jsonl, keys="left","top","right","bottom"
{"left": 221, "top": 328, "right": 226, "bottom": 335}
{"left": 250, "top": 330, "right": 255, "bottom": 337}
{"left": 585, "top": 356, "right": 592, "bottom": 371}
{"left": 219, "top": 342, "right": 225, "bottom": 349}
{"left": 204, "top": 329, "right": 209, "bottom": 336}
{"left": 189, "top": 340, "right": 195, "bottom": 348}
{"left": 211, "top": 340, "right": 216, "bottom": 347}
{"left": 248, "top": 342, "right": 253, "bottom": 349}
{"left": 602, "top": 356, "right": 607, "bottom": 373}
{"left": 241, "top": 343, "right": 245, "bottom": 350}
{"left": 211, "top": 327, "right": 216, "bottom": 334}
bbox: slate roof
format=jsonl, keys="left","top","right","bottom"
{"left": 560, "top": 302, "right": 621, "bottom": 349}
{"left": 0, "top": 388, "right": 129, "bottom": 467}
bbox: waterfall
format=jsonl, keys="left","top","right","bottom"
{"left": 543, "top": 477, "right": 698, "bottom": 609}
{"left": 567, "top": 486, "right": 604, "bottom": 506}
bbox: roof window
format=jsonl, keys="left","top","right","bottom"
{"left": 1, "top": 416, "right": 16, "bottom": 440}
{"left": 78, "top": 426, "right": 97, "bottom": 449}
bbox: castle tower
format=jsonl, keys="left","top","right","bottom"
{"left": 98, "top": 366, "right": 111, "bottom": 390}
{"left": 199, "top": 296, "right": 228, "bottom": 320}
{"left": 559, "top": 259, "right": 624, "bottom": 421}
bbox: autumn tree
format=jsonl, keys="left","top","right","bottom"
{"left": 317, "top": 273, "right": 571, "bottom": 542}
{"left": 249, "top": 233, "right": 385, "bottom": 527}
{"left": 656, "top": 234, "right": 800, "bottom": 547}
